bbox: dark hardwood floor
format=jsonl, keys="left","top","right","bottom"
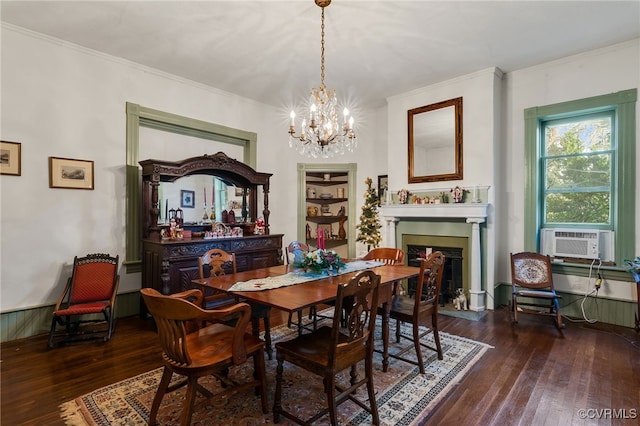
{"left": 2, "top": 307, "right": 639, "bottom": 425}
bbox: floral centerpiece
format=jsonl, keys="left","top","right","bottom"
{"left": 294, "top": 249, "right": 345, "bottom": 274}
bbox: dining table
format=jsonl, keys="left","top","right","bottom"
{"left": 192, "top": 261, "right": 421, "bottom": 372}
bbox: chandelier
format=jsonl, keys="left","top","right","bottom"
{"left": 289, "top": 0, "right": 356, "bottom": 158}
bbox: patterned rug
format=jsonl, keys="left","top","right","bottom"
{"left": 60, "top": 316, "right": 491, "bottom": 425}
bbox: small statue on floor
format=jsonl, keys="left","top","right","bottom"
{"left": 453, "top": 288, "right": 468, "bottom": 311}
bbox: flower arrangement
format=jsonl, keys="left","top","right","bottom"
{"left": 294, "top": 249, "right": 345, "bottom": 273}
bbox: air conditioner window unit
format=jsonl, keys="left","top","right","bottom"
{"left": 541, "top": 228, "right": 600, "bottom": 260}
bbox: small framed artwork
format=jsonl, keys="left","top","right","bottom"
{"left": 234, "top": 187, "right": 246, "bottom": 197}
{"left": 0, "top": 141, "right": 21, "bottom": 176}
{"left": 49, "top": 157, "right": 94, "bottom": 190}
{"left": 377, "top": 175, "right": 388, "bottom": 205}
{"left": 181, "top": 190, "right": 195, "bottom": 208}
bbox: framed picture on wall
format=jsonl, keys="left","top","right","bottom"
{"left": 377, "top": 175, "right": 388, "bottom": 205}
{"left": 181, "top": 190, "right": 195, "bottom": 208}
{"left": 0, "top": 141, "right": 21, "bottom": 176}
{"left": 49, "top": 157, "right": 94, "bottom": 189}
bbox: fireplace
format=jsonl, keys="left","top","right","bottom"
{"left": 407, "top": 244, "right": 463, "bottom": 306}
{"left": 381, "top": 202, "right": 488, "bottom": 311}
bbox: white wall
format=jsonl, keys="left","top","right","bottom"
{"left": 385, "top": 67, "right": 502, "bottom": 308}
{"left": 502, "top": 39, "right": 640, "bottom": 301}
{"left": 0, "top": 24, "right": 380, "bottom": 311}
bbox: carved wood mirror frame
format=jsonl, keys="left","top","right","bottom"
{"left": 408, "top": 97, "right": 463, "bottom": 183}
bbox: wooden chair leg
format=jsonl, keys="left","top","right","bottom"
{"left": 412, "top": 322, "right": 425, "bottom": 374}
{"left": 273, "top": 355, "right": 285, "bottom": 423}
{"left": 253, "top": 350, "right": 268, "bottom": 413}
{"left": 149, "top": 367, "right": 173, "bottom": 425}
{"left": 432, "top": 313, "right": 443, "bottom": 360}
{"left": 326, "top": 374, "right": 338, "bottom": 426}
{"left": 179, "top": 377, "right": 198, "bottom": 426}
{"left": 365, "top": 357, "right": 380, "bottom": 425}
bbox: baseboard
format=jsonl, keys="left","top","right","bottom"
{"left": 494, "top": 282, "right": 637, "bottom": 329}
{"left": 0, "top": 291, "right": 142, "bottom": 343}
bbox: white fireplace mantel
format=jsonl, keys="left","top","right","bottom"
{"left": 380, "top": 203, "right": 489, "bottom": 311}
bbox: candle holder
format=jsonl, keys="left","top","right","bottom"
{"left": 209, "top": 207, "right": 216, "bottom": 221}
{"left": 202, "top": 205, "right": 210, "bottom": 221}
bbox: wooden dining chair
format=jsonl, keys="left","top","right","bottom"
{"left": 273, "top": 269, "right": 381, "bottom": 425}
{"left": 284, "top": 241, "right": 319, "bottom": 332}
{"left": 195, "top": 248, "right": 273, "bottom": 358}
{"left": 379, "top": 251, "right": 445, "bottom": 374}
{"left": 141, "top": 288, "right": 268, "bottom": 425}
{"left": 48, "top": 253, "right": 120, "bottom": 348}
{"left": 361, "top": 247, "right": 405, "bottom": 265}
{"left": 510, "top": 251, "right": 564, "bottom": 330}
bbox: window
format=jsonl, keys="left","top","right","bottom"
{"left": 542, "top": 112, "right": 613, "bottom": 226}
{"left": 524, "top": 89, "right": 636, "bottom": 271}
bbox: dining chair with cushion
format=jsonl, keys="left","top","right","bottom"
{"left": 273, "top": 269, "right": 381, "bottom": 425}
{"left": 194, "top": 248, "right": 273, "bottom": 358}
{"left": 141, "top": 288, "right": 268, "bottom": 426}
{"left": 48, "top": 253, "right": 120, "bottom": 348}
{"left": 379, "top": 251, "right": 445, "bottom": 374}
{"left": 510, "top": 251, "right": 563, "bottom": 330}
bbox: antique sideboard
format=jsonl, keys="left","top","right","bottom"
{"left": 139, "top": 153, "right": 283, "bottom": 301}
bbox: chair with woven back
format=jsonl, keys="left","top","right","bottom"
{"left": 48, "top": 253, "right": 120, "bottom": 348}
{"left": 194, "top": 248, "right": 273, "bottom": 358}
{"left": 140, "top": 288, "right": 268, "bottom": 425}
{"left": 510, "top": 251, "right": 564, "bottom": 330}
{"left": 273, "top": 269, "right": 381, "bottom": 425}
{"left": 379, "top": 251, "right": 445, "bottom": 374}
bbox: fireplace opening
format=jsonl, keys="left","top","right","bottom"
{"left": 407, "top": 244, "right": 464, "bottom": 306}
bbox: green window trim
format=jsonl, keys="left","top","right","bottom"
{"left": 524, "top": 89, "right": 636, "bottom": 279}
{"left": 125, "top": 102, "right": 257, "bottom": 273}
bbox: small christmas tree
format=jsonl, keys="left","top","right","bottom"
{"left": 356, "top": 177, "right": 382, "bottom": 251}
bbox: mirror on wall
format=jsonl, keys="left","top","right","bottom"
{"left": 158, "top": 175, "right": 250, "bottom": 224}
{"left": 408, "top": 97, "right": 463, "bottom": 183}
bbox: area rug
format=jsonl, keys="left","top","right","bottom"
{"left": 60, "top": 316, "right": 491, "bottom": 426}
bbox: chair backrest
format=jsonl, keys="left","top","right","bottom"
{"left": 68, "top": 253, "right": 119, "bottom": 304}
{"left": 286, "top": 240, "right": 310, "bottom": 265}
{"left": 412, "top": 251, "right": 445, "bottom": 318}
{"left": 141, "top": 288, "right": 251, "bottom": 366}
{"left": 329, "top": 269, "right": 381, "bottom": 368}
{"left": 361, "top": 247, "right": 404, "bottom": 265}
{"left": 510, "top": 252, "right": 554, "bottom": 290}
{"left": 198, "top": 248, "right": 237, "bottom": 279}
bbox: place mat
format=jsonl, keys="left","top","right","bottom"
{"left": 228, "top": 260, "right": 385, "bottom": 291}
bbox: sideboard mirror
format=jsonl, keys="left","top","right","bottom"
{"left": 408, "top": 97, "right": 463, "bottom": 183}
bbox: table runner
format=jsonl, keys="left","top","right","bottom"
{"left": 228, "top": 260, "right": 385, "bottom": 292}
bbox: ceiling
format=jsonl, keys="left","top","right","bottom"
{"left": 2, "top": 1, "right": 639, "bottom": 111}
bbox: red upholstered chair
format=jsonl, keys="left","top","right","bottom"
{"left": 141, "top": 288, "right": 268, "bottom": 426}
{"left": 48, "top": 253, "right": 120, "bottom": 348}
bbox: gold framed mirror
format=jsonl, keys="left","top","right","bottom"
{"left": 408, "top": 97, "right": 463, "bottom": 183}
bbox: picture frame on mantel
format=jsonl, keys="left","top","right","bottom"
{"left": 49, "top": 157, "right": 94, "bottom": 190}
{"left": 377, "top": 175, "right": 388, "bottom": 205}
{"left": 0, "top": 141, "right": 21, "bottom": 176}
